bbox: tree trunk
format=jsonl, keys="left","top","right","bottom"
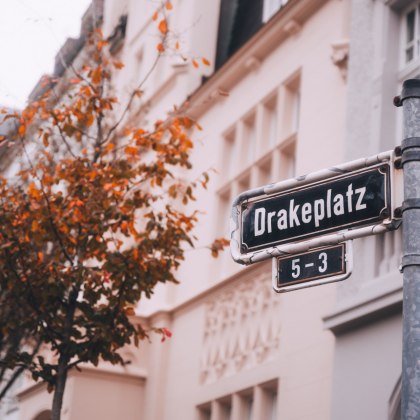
{"left": 51, "top": 355, "right": 69, "bottom": 420}
{"left": 51, "top": 286, "right": 78, "bottom": 420}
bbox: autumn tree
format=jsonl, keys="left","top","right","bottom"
{"left": 0, "top": 4, "right": 227, "bottom": 419}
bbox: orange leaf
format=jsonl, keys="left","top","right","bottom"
{"left": 38, "top": 251, "right": 44, "bottom": 262}
{"left": 158, "top": 19, "right": 168, "bottom": 34}
{"left": 43, "top": 132, "right": 49, "bottom": 147}
{"left": 86, "top": 113, "right": 94, "bottom": 127}
{"left": 152, "top": 10, "right": 158, "bottom": 21}
{"left": 165, "top": 1, "right": 173, "bottom": 10}
{"left": 28, "top": 182, "right": 42, "bottom": 199}
{"left": 157, "top": 43, "right": 165, "bottom": 53}
{"left": 125, "top": 307, "right": 136, "bottom": 316}
{"left": 175, "top": 41, "right": 180, "bottom": 50}
{"left": 91, "top": 67, "right": 102, "bottom": 84}
{"left": 202, "top": 57, "right": 210, "bottom": 66}
{"left": 125, "top": 145, "right": 138, "bottom": 157}
{"left": 32, "top": 220, "right": 39, "bottom": 232}
{"left": 113, "top": 61, "right": 124, "bottom": 69}
{"left": 183, "top": 117, "right": 193, "bottom": 128}
{"left": 60, "top": 224, "right": 69, "bottom": 234}
{"left": 96, "top": 40, "right": 107, "bottom": 50}
{"left": 87, "top": 171, "right": 97, "bottom": 181}
{"left": 18, "top": 124, "right": 26, "bottom": 136}
{"left": 192, "top": 59, "right": 199, "bottom": 69}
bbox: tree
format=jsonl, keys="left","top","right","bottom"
{"left": 0, "top": 4, "right": 228, "bottom": 419}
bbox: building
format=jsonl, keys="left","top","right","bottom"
{"left": 1, "top": 0, "right": 410, "bottom": 419}
{"left": 324, "top": 1, "right": 414, "bottom": 419}
{"left": 103, "top": 0, "right": 348, "bottom": 418}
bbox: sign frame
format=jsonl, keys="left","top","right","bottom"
{"left": 272, "top": 242, "right": 353, "bottom": 293}
{"left": 230, "top": 150, "right": 402, "bottom": 266}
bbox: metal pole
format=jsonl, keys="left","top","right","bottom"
{"left": 396, "top": 79, "right": 420, "bottom": 419}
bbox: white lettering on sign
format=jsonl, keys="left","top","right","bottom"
{"left": 253, "top": 183, "right": 368, "bottom": 237}
{"left": 355, "top": 187, "right": 367, "bottom": 210}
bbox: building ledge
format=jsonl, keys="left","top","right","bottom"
{"left": 17, "top": 364, "right": 147, "bottom": 401}
{"left": 323, "top": 270, "right": 402, "bottom": 334}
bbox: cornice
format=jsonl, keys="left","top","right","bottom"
{"left": 323, "top": 271, "right": 402, "bottom": 334}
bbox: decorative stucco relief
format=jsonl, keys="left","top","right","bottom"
{"left": 331, "top": 40, "right": 349, "bottom": 80}
{"left": 200, "top": 271, "right": 281, "bottom": 384}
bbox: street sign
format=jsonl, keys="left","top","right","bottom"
{"left": 242, "top": 164, "right": 390, "bottom": 252}
{"left": 272, "top": 242, "right": 352, "bottom": 293}
{"left": 235, "top": 162, "right": 392, "bottom": 259}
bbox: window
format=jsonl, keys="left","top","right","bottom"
{"left": 238, "top": 171, "right": 251, "bottom": 192}
{"left": 263, "top": 0, "right": 287, "bottom": 22}
{"left": 220, "top": 399, "right": 232, "bottom": 420}
{"left": 402, "top": 3, "right": 420, "bottom": 65}
{"left": 217, "top": 74, "right": 299, "bottom": 249}
{"left": 280, "top": 140, "right": 296, "bottom": 179}
{"left": 257, "top": 157, "right": 272, "bottom": 186}
{"left": 198, "top": 404, "right": 211, "bottom": 420}
{"left": 279, "top": 73, "right": 300, "bottom": 139}
{"left": 218, "top": 73, "right": 299, "bottom": 188}
{"left": 242, "top": 394, "right": 253, "bottom": 420}
{"left": 197, "top": 381, "right": 278, "bottom": 420}
{"left": 261, "top": 96, "right": 278, "bottom": 150}
{"left": 269, "top": 391, "right": 278, "bottom": 420}
{"left": 219, "top": 188, "right": 232, "bottom": 236}
{"left": 215, "top": 0, "right": 289, "bottom": 68}
{"left": 242, "top": 114, "right": 257, "bottom": 166}
{"left": 223, "top": 129, "right": 236, "bottom": 178}
{"left": 216, "top": 74, "right": 299, "bottom": 278}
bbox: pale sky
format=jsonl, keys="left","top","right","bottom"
{"left": 0, "top": 0, "right": 92, "bottom": 110}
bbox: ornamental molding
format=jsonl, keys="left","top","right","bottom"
{"left": 200, "top": 269, "right": 281, "bottom": 384}
{"left": 331, "top": 40, "right": 349, "bottom": 80}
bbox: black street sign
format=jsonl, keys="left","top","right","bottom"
{"left": 273, "top": 243, "right": 351, "bottom": 292}
{"left": 240, "top": 164, "right": 391, "bottom": 254}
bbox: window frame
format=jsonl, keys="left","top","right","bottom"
{"left": 401, "top": 1, "right": 420, "bottom": 70}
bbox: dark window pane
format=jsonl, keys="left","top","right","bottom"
{"left": 406, "top": 46, "right": 414, "bottom": 63}
{"left": 229, "top": 0, "right": 264, "bottom": 55}
{"left": 215, "top": 0, "right": 264, "bottom": 69}
{"left": 407, "top": 10, "right": 415, "bottom": 43}
{"left": 215, "top": 0, "right": 239, "bottom": 69}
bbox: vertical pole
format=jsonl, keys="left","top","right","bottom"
{"left": 396, "top": 79, "right": 420, "bottom": 419}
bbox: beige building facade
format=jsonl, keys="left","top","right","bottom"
{"left": 104, "top": 0, "right": 347, "bottom": 419}
{"left": 0, "top": 0, "right": 411, "bottom": 419}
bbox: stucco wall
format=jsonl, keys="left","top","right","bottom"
{"left": 331, "top": 312, "right": 402, "bottom": 419}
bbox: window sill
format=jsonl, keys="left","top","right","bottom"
{"left": 398, "top": 58, "right": 420, "bottom": 81}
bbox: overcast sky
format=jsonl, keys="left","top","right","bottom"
{"left": 0, "top": 0, "right": 92, "bottom": 110}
